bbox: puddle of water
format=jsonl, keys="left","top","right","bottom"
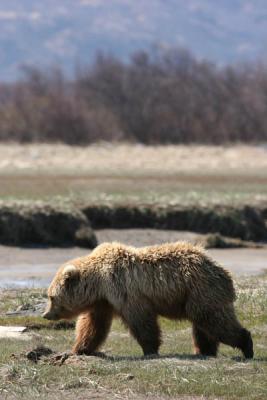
{"left": 0, "top": 250, "right": 266, "bottom": 289}
{"left": 0, "top": 230, "right": 266, "bottom": 288}
{"left": 0, "top": 277, "right": 51, "bottom": 289}
{"left": 0, "top": 262, "right": 60, "bottom": 288}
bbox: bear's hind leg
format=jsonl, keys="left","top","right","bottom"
{"left": 190, "top": 305, "right": 253, "bottom": 359}
{"left": 72, "top": 300, "right": 113, "bottom": 355}
{"left": 236, "top": 328, "right": 253, "bottom": 359}
{"left": 122, "top": 307, "right": 161, "bottom": 356}
{"left": 192, "top": 324, "right": 218, "bottom": 357}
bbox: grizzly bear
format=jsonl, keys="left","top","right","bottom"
{"left": 43, "top": 242, "right": 253, "bottom": 358}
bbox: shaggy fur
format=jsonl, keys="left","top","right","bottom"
{"left": 43, "top": 241, "right": 253, "bottom": 358}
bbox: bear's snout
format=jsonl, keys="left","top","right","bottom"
{"left": 42, "top": 311, "right": 50, "bottom": 319}
{"left": 42, "top": 310, "right": 59, "bottom": 320}
{"left": 42, "top": 304, "right": 61, "bottom": 320}
{"left": 42, "top": 304, "right": 74, "bottom": 321}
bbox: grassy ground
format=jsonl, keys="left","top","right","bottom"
{"left": 0, "top": 144, "right": 267, "bottom": 206}
{"left": 0, "top": 144, "right": 266, "bottom": 398}
{"left": 0, "top": 273, "right": 266, "bottom": 400}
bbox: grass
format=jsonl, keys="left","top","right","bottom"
{"left": 0, "top": 274, "right": 266, "bottom": 399}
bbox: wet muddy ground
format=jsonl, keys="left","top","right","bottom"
{"left": 0, "top": 229, "right": 266, "bottom": 288}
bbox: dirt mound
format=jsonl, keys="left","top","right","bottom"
{"left": 204, "top": 233, "right": 264, "bottom": 249}
{"left": 26, "top": 346, "right": 54, "bottom": 363}
{"left": 0, "top": 202, "right": 97, "bottom": 248}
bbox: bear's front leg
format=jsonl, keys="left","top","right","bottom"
{"left": 122, "top": 306, "right": 161, "bottom": 356}
{"left": 72, "top": 300, "right": 113, "bottom": 355}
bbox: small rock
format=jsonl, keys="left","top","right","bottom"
{"left": 118, "top": 373, "right": 135, "bottom": 381}
{"left": 125, "top": 374, "right": 135, "bottom": 381}
{"left": 6, "top": 301, "right": 46, "bottom": 317}
{"left": 16, "top": 303, "right": 34, "bottom": 312}
{"left": 0, "top": 326, "right": 30, "bottom": 340}
{"left": 0, "top": 326, "right": 27, "bottom": 333}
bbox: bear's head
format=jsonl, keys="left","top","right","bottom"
{"left": 43, "top": 263, "right": 86, "bottom": 321}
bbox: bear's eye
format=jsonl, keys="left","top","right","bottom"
{"left": 49, "top": 296, "right": 55, "bottom": 302}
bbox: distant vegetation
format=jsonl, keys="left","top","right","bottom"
{"left": 1, "top": 47, "right": 267, "bottom": 144}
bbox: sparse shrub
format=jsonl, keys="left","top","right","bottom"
{"left": 1, "top": 48, "right": 267, "bottom": 144}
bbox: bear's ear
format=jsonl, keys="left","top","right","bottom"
{"left": 63, "top": 264, "right": 79, "bottom": 280}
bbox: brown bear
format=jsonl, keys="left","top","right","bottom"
{"left": 43, "top": 241, "right": 253, "bottom": 358}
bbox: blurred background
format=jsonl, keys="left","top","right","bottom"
{"left": 1, "top": 0, "right": 267, "bottom": 144}
{"left": 0, "top": 0, "right": 266, "bottom": 286}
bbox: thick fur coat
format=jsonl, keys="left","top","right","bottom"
{"left": 43, "top": 242, "right": 253, "bottom": 358}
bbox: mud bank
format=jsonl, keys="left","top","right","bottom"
{"left": 82, "top": 204, "right": 267, "bottom": 242}
{"left": 0, "top": 202, "right": 97, "bottom": 248}
{"left": 0, "top": 201, "right": 266, "bottom": 247}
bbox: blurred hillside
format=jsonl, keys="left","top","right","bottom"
{"left": 0, "top": 0, "right": 267, "bottom": 81}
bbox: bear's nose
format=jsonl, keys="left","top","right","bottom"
{"left": 42, "top": 311, "right": 52, "bottom": 320}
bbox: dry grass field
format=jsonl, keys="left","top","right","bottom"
{"left": 0, "top": 143, "right": 267, "bottom": 206}
{"left": 1, "top": 143, "right": 267, "bottom": 173}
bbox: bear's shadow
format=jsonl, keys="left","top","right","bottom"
{"left": 94, "top": 352, "right": 198, "bottom": 362}
{"left": 89, "top": 352, "right": 267, "bottom": 363}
